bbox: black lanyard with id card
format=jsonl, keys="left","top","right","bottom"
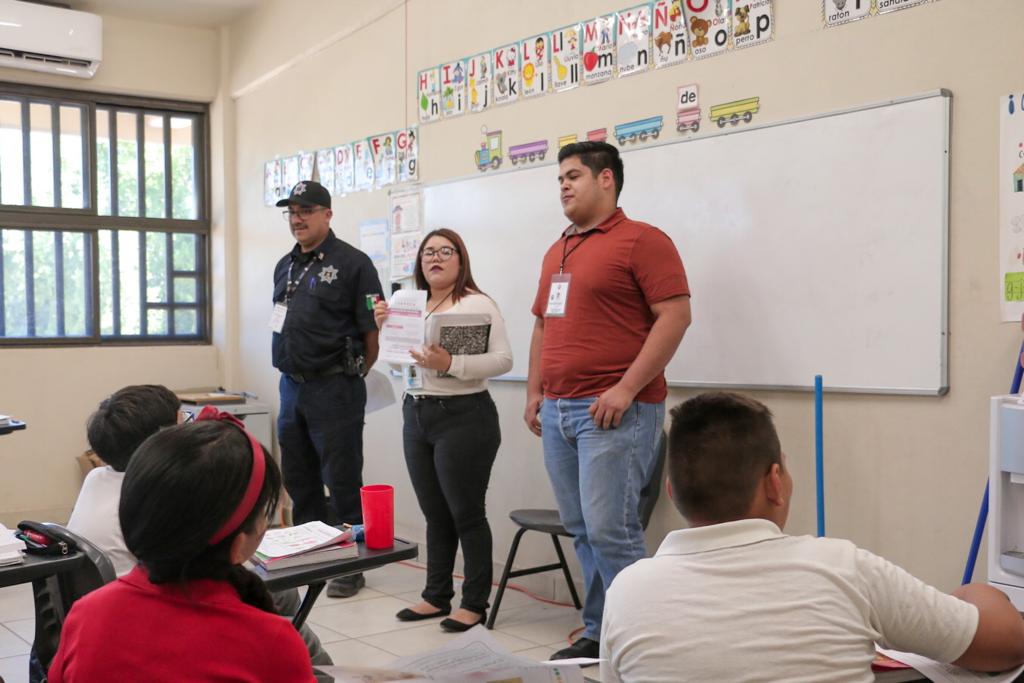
{"left": 270, "top": 253, "right": 319, "bottom": 333}
{"left": 545, "top": 231, "right": 591, "bottom": 318}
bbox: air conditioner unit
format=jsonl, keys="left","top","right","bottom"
{"left": 0, "top": 1, "right": 102, "bottom": 78}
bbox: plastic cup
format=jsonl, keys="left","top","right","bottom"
{"left": 361, "top": 484, "right": 394, "bottom": 549}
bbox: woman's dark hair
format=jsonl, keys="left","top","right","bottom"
{"left": 119, "top": 421, "right": 282, "bottom": 612}
{"left": 413, "top": 228, "right": 484, "bottom": 301}
{"left": 86, "top": 384, "right": 180, "bottom": 472}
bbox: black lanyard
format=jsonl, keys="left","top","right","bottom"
{"left": 285, "top": 254, "right": 320, "bottom": 302}
{"left": 559, "top": 231, "right": 593, "bottom": 274}
{"left": 425, "top": 291, "right": 453, "bottom": 320}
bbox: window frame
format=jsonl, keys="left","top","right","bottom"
{"left": 0, "top": 82, "right": 211, "bottom": 347}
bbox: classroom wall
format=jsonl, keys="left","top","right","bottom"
{"left": 0, "top": 16, "right": 224, "bottom": 526}
{"left": 228, "top": 0, "right": 1022, "bottom": 594}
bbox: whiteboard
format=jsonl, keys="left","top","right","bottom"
{"left": 422, "top": 92, "right": 950, "bottom": 395}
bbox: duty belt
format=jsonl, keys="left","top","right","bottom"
{"left": 287, "top": 365, "right": 348, "bottom": 383}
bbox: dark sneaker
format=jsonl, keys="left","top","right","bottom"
{"left": 326, "top": 573, "right": 365, "bottom": 598}
{"left": 550, "top": 637, "right": 600, "bottom": 661}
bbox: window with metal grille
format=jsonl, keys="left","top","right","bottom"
{"left": 0, "top": 83, "right": 209, "bottom": 345}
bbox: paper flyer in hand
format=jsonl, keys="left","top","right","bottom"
{"left": 379, "top": 290, "right": 427, "bottom": 364}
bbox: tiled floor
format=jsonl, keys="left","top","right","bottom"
{"left": 0, "top": 562, "right": 587, "bottom": 682}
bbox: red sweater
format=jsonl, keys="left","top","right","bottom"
{"left": 49, "top": 566, "right": 316, "bottom": 683}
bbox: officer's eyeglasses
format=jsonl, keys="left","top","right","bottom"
{"left": 421, "top": 246, "right": 459, "bottom": 261}
{"left": 282, "top": 207, "right": 325, "bottom": 221}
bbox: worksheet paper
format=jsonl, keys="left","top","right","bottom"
{"left": 315, "top": 627, "right": 584, "bottom": 682}
{"left": 877, "top": 647, "right": 1024, "bottom": 683}
{"left": 378, "top": 290, "right": 427, "bottom": 364}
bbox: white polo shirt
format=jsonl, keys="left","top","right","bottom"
{"left": 67, "top": 466, "right": 137, "bottom": 577}
{"left": 600, "top": 519, "right": 978, "bottom": 683}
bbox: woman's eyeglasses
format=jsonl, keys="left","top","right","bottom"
{"left": 421, "top": 246, "right": 459, "bottom": 261}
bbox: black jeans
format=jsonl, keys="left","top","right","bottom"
{"left": 403, "top": 391, "right": 500, "bottom": 614}
{"left": 278, "top": 372, "right": 366, "bottom": 525}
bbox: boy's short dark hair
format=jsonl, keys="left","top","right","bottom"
{"left": 668, "top": 392, "right": 782, "bottom": 524}
{"left": 86, "top": 385, "right": 180, "bottom": 471}
{"left": 557, "top": 140, "right": 624, "bottom": 199}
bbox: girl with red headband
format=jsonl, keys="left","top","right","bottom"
{"left": 48, "top": 408, "right": 317, "bottom": 682}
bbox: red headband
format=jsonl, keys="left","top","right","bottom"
{"left": 195, "top": 405, "right": 267, "bottom": 545}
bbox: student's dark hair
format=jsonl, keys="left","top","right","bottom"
{"left": 557, "top": 140, "right": 624, "bottom": 199}
{"left": 667, "top": 392, "right": 782, "bottom": 524}
{"left": 413, "top": 228, "right": 485, "bottom": 302}
{"left": 119, "top": 421, "right": 282, "bottom": 613}
{"left": 86, "top": 384, "right": 180, "bottom": 472}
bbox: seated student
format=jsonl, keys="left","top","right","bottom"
{"left": 67, "top": 384, "right": 180, "bottom": 576}
{"left": 61, "top": 387, "right": 333, "bottom": 680}
{"left": 49, "top": 409, "right": 317, "bottom": 682}
{"left": 601, "top": 392, "right": 1024, "bottom": 683}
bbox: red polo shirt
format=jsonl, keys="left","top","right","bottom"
{"left": 531, "top": 208, "right": 690, "bottom": 403}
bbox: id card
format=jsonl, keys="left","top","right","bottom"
{"left": 402, "top": 364, "right": 423, "bottom": 390}
{"left": 269, "top": 303, "right": 288, "bottom": 332}
{"left": 545, "top": 273, "right": 571, "bottom": 317}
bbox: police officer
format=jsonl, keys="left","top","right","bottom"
{"left": 273, "top": 180, "right": 383, "bottom": 598}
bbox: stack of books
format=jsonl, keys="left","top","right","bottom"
{"left": 0, "top": 524, "right": 25, "bottom": 566}
{"left": 254, "top": 521, "right": 357, "bottom": 570}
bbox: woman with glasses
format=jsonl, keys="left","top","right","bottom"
{"left": 373, "top": 228, "right": 512, "bottom": 632}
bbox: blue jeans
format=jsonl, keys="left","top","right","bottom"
{"left": 541, "top": 397, "right": 664, "bottom": 641}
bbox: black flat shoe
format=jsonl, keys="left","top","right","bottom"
{"left": 439, "top": 610, "right": 486, "bottom": 633}
{"left": 396, "top": 606, "right": 451, "bottom": 622}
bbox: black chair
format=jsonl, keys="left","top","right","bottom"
{"left": 486, "top": 431, "right": 667, "bottom": 629}
{"left": 27, "top": 522, "right": 116, "bottom": 682}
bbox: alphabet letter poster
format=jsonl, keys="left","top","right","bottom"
{"left": 520, "top": 34, "right": 550, "bottom": 98}
{"left": 616, "top": 5, "right": 652, "bottom": 78}
{"left": 685, "top": 0, "right": 730, "bottom": 60}
{"left": 417, "top": 67, "right": 441, "bottom": 123}
{"left": 653, "top": 0, "right": 689, "bottom": 68}
{"left": 493, "top": 43, "right": 520, "bottom": 106}
{"left": 468, "top": 52, "right": 492, "bottom": 113}
{"left": 550, "top": 24, "right": 581, "bottom": 92}
{"left": 582, "top": 14, "right": 617, "bottom": 85}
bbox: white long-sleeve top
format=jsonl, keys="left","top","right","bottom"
{"left": 406, "top": 292, "right": 513, "bottom": 397}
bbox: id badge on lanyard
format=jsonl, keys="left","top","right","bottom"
{"left": 403, "top": 363, "right": 424, "bottom": 390}
{"left": 545, "top": 273, "right": 571, "bottom": 318}
{"left": 269, "top": 303, "right": 288, "bottom": 332}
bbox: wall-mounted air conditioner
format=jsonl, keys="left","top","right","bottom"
{"left": 0, "top": 0, "right": 102, "bottom": 79}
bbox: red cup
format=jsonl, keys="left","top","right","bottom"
{"left": 361, "top": 484, "right": 394, "bottom": 549}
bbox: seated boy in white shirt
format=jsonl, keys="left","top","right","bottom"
{"left": 68, "top": 384, "right": 181, "bottom": 575}
{"left": 600, "top": 391, "right": 1024, "bottom": 683}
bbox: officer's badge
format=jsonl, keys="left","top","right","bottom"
{"left": 293, "top": 182, "right": 307, "bottom": 195}
{"left": 318, "top": 264, "right": 339, "bottom": 284}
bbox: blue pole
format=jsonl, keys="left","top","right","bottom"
{"left": 961, "top": 340, "right": 1024, "bottom": 584}
{"left": 815, "top": 375, "right": 825, "bottom": 537}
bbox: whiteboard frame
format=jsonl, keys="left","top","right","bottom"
{"left": 420, "top": 90, "right": 951, "bottom": 396}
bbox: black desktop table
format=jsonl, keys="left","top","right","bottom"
{"left": 0, "top": 550, "right": 84, "bottom": 588}
{"left": 255, "top": 537, "right": 418, "bottom": 627}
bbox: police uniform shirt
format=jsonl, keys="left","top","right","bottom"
{"left": 272, "top": 229, "right": 383, "bottom": 375}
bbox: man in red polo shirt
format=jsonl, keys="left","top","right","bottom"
{"left": 525, "top": 141, "right": 691, "bottom": 660}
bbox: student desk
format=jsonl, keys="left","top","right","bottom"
{"left": 255, "top": 537, "right": 418, "bottom": 628}
{"left": 0, "top": 549, "right": 83, "bottom": 588}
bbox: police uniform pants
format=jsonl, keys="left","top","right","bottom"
{"left": 278, "top": 372, "right": 366, "bottom": 525}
